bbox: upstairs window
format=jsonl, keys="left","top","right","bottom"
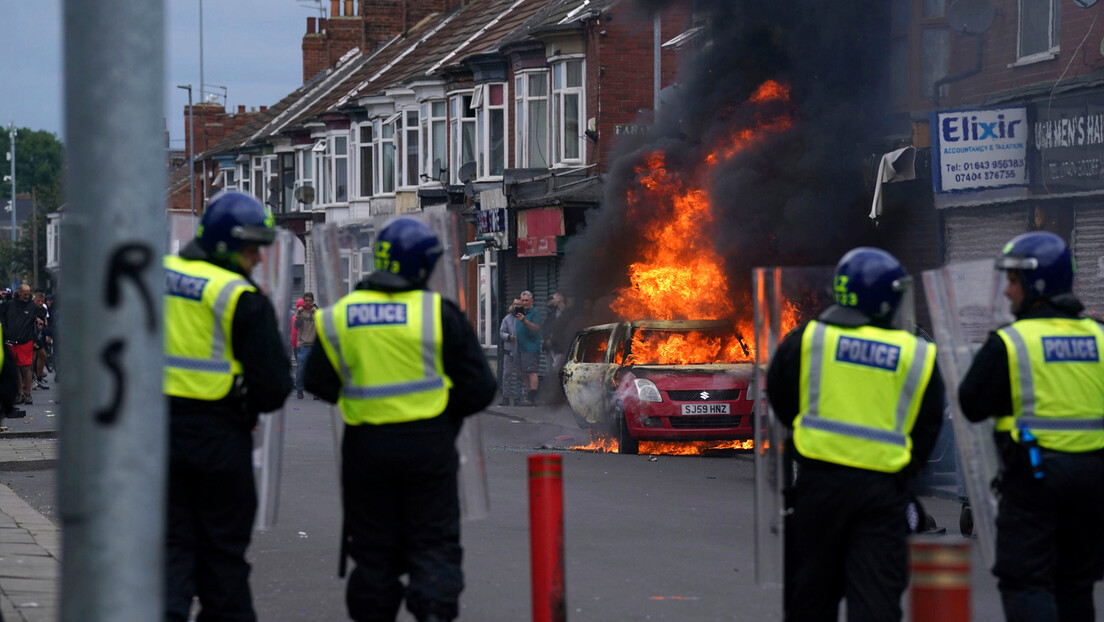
{"left": 356, "top": 122, "right": 376, "bottom": 198}
{"left": 379, "top": 118, "right": 396, "bottom": 194}
{"left": 474, "top": 83, "right": 507, "bottom": 178}
{"left": 421, "top": 100, "right": 448, "bottom": 184}
{"left": 516, "top": 71, "right": 549, "bottom": 168}
{"left": 450, "top": 92, "right": 476, "bottom": 183}
{"left": 297, "top": 147, "right": 314, "bottom": 206}
{"left": 277, "top": 152, "right": 295, "bottom": 213}
{"left": 400, "top": 109, "right": 420, "bottom": 189}
{"left": 1019, "top": 0, "right": 1060, "bottom": 60}
{"left": 551, "top": 58, "right": 585, "bottom": 166}
{"left": 330, "top": 134, "right": 349, "bottom": 203}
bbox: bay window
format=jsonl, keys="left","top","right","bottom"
{"left": 515, "top": 71, "right": 549, "bottom": 168}
{"left": 474, "top": 83, "right": 506, "bottom": 178}
{"left": 421, "top": 100, "right": 447, "bottom": 183}
{"left": 551, "top": 58, "right": 585, "bottom": 166}
{"left": 356, "top": 122, "right": 376, "bottom": 198}
{"left": 401, "top": 109, "right": 420, "bottom": 188}
{"left": 450, "top": 92, "right": 476, "bottom": 183}
{"left": 379, "top": 119, "right": 396, "bottom": 194}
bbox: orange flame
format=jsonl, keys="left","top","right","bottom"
{"left": 610, "top": 81, "right": 795, "bottom": 364}
{"left": 571, "top": 435, "right": 755, "bottom": 455}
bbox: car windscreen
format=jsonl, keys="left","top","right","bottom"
{"left": 626, "top": 326, "right": 750, "bottom": 365}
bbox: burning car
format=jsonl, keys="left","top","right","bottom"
{"left": 561, "top": 319, "right": 755, "bottom": 454}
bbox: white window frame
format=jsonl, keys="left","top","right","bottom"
{"left": 551, "top": 57, "right": 585, "bottom": 167}
{"left": 237, "top": 161, "right": 251, "bottom": 196}
{"left": 221, "top": 166, "right": 238, "bottom": 192}
{"left": 399, "top": 108, "right": 421, "bottom": 190}
{"left": 474, "top": 82, "right": 508, "bottom": 179}
{"left": 421, "top": 100, "right": 448, "bottom": 184}
{"left": 377, "top": 115, "right": 398, "bottom": 195}
{"left": 311, "top": 141, "right": 328, "bottom": 204}
{"left": 449, "top": 91, "right": 476, "bottom": 184}
{"left": 297, "top": 146, "right": 315, "bottom": 206}
{"left": 251, "top": 156, "right": 265, "bottom": 202}
{"left": 515, "top": 70, "right": 550, "bottom": 169}
{"left": 354, "top": 122, "right": 376, "bottom": 198}
{"left": 1016, "top": 0, "right": 1060, "bottom": 63}
{"left": 328, "top": 132, "right": 350, "bottom": 204}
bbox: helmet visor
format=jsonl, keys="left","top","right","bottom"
{"left": 995, "top": 255, "right": 1038, "bottom": 271}
{"left": 232, "top": 225, "right": 278, "bottom": 246}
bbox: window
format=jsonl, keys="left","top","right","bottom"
{"left": 401, "top": 109, "right": 420, "bottom": 188}
{"left": 474, "top": 83, "right": 507, "bottom": 178}
{"left": 551, "top": 58, "right": 584, "bottom": 166}
{"left": 252, "top": 156, "right": 264, "bottom": 202}
{"left": 357, "top": 123, "right": 375, "bottom": 197}
{"left": 579, "top": 330, "right": 612, "bottom": 364}
{"left": 237, "top": 161, "right": 251, "bottom": 196}
{"left": 297, "top": 148, "right": 314, "bottom": 206}
{"left": 277, "top": 152, "right": 295, "bottom": 213}
{"left": 330, "top": 134, "right": 349, "bottom": 203}
{"left": 516, "top": 71, "right": 550, "bottom": 168}
{"left": 421, "top": 100, "right": 447, "bottom": 183}
{"left": 450, "top": 93, "right": 476, "bottom": 183}
{"left": 379, "top": 119, "right": 396, "bottom": 194}
{"left": 1019, "top": 0, "right": 1059, "bottom": 60}
{"left": 223, "top": 167, "right": 237, "bottom": 192}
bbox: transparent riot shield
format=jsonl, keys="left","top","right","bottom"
{"left": 250, "top": 228, "right": 296, "bottom": 531}
{"left": 922, "top": 260, "right": 1009, "bottom": 567}
{"left": 752, "top": 266, "right": 835, "bottom": 588}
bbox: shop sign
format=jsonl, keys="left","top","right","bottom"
{"left": 517, "top": 235, "right": 558, "bottom": 257}
{"left": 1031, "top": 94, "right": 1104, "bottom": 192}
{"left": 476, "top": 207, "right": 506, "bottom": 234}
{"left": 931, "top": 106, "right": 1028, "bottom": 193}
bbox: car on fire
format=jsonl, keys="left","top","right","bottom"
{"left": 560, "top": 319, "right": 756, "bottom": 454}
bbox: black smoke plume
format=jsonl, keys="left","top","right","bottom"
{"left": 562, "top": 0, "right": 891, "bottom": 321}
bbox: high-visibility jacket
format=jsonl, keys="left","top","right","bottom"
{"left": 793, "top": 321, "right": 936, "bottom": 473}
{"left": 995, "top": 317, "right": 1104, "bottom": 452}
{"left": 163, "top": 255, "right": 254, "bottom": 400}
{"left": 316, "top": 288, "right": 453, "bottom": 425}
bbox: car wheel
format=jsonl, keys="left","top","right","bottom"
{"left": 616, "top": 412, "right": 639, "bottom": 455}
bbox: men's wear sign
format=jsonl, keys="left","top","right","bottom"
{"left": 931, "top": 107, "right": 1028, "bottom": 193}
{"left": 1031, "top": 94, "right": 1104, "bottom": 192}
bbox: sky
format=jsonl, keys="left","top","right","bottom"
{"left": 2, "top": 0, "right": 317, "bottom": 148}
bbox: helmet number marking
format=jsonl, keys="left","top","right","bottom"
{"left": 834, "top": 275, "right": 858, "bottom": 307}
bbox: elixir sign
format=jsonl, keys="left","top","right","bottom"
{"left": 931, "top": 107, "right": 1028, "bottom": 193}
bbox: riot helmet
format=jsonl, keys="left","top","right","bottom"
{"left": 995, "top": 232, "right": 1073, "bottom": 308}
{"left": 195, "top": 191, "right": 277, "bottom": 257}
{"left": 371, "top": 217, "right": 443, "bottom": 289}
{"left": 829, "top": 247, "right": 909, "bottom": 325}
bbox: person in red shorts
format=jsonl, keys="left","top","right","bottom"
{"left": 3, "top": 284, "right": 38, "bottom": 405}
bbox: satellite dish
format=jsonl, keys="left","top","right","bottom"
{"left": 458, "top": 161, "right": 477, "bottom": 183}
{"left": 294, "top": 185, "right": 316, "bottom": 204}
{"left": 947, "top": 0, "right": 995, "bottom": 35}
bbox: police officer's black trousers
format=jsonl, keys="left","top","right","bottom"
{"left": 994, "top": 452, "right": 1104, "bottom": 622}
{"left": 165, "top": 413, "right": 257, "bottom": 622}
{"left": 784, "top": 465, "right": 908, "bottom": 622}
{"left": 342, "top": 421, "right": 463, "bottom": 622}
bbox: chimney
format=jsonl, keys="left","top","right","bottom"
{"left": 238, "top": 105, "right": 246, "bottom": 114}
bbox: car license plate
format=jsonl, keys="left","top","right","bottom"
{"left": 681, "top": 403, "right": 730, "bottom": 415}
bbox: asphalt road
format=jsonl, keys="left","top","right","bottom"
{"left": 7, "top": 395, "right": 1104, "bottom": 620}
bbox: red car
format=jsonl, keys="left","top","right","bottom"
{"left": 560, "top": 320, "right": 755, "bottom": 454}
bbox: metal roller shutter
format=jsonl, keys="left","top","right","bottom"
{"left": 944, "top": 206, "right": 1029, "bottom": 263}
{"left": 1074, "top": 204, "right": 1104, "bottom": 313}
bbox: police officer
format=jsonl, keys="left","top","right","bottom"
{"left": 163, "top": 191, "right": 292, "bottom": 622}
{"left": 766, "top": 247, "right": 944, "bottom": 622}
{"left": 959, "top": 232, "right": 1104, "bottom": 622}
{"left": 303, "top": 218, "right": 496, "bottom": 622}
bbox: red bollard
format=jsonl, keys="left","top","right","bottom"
{"left": 529, "top": 454, "right": 566, "bottom": 622}
{"left": 909, "top": 535, "right": 971, "bottom": 622}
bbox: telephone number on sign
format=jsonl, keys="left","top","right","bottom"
{"left": 954, "top": 170, "right": 1017, "bottom": 183}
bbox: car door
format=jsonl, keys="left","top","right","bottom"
{"left": 561, "top": 326, "right": 618, "bottom": 427}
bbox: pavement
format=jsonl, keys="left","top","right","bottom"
{"left": 0, "top": 375, "right": 60, "bottom": 622}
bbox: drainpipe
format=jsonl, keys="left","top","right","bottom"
{"left": 933, "top": 34, "right": 984, "bottom": 109}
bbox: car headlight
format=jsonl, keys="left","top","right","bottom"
{"left": 633, "top": 378, "right": 663, "bottom": 403}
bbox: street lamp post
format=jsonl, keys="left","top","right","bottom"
{"left": 8, "top": 121, "right": 16, "bottom": 290}
{"left": 177, "top": 85, "right": 195, "bottom": 232}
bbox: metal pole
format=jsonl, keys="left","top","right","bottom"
{"left": 62, "top": 1, "right": 166, "bottom": 620}
{"left": 199, "top": 0, "right": 205, "bottom": 103}
{"left": 177, "top": 84, "right": 195, "bottom": 231}
{"left": 653, "top": 12, "right": 661, "bottom": 113}
{"left": 9, "top": 121, "right": 16, "bottom": 289}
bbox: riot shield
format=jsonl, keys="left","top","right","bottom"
{"left": 250, "top": 228, "right": 296, "bottom": 531}
{"left": 752, "top": 266, "right": 835, "bottom": 588}
{"left": 921, "top": 260, "right": 1008, "bottom": 567}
